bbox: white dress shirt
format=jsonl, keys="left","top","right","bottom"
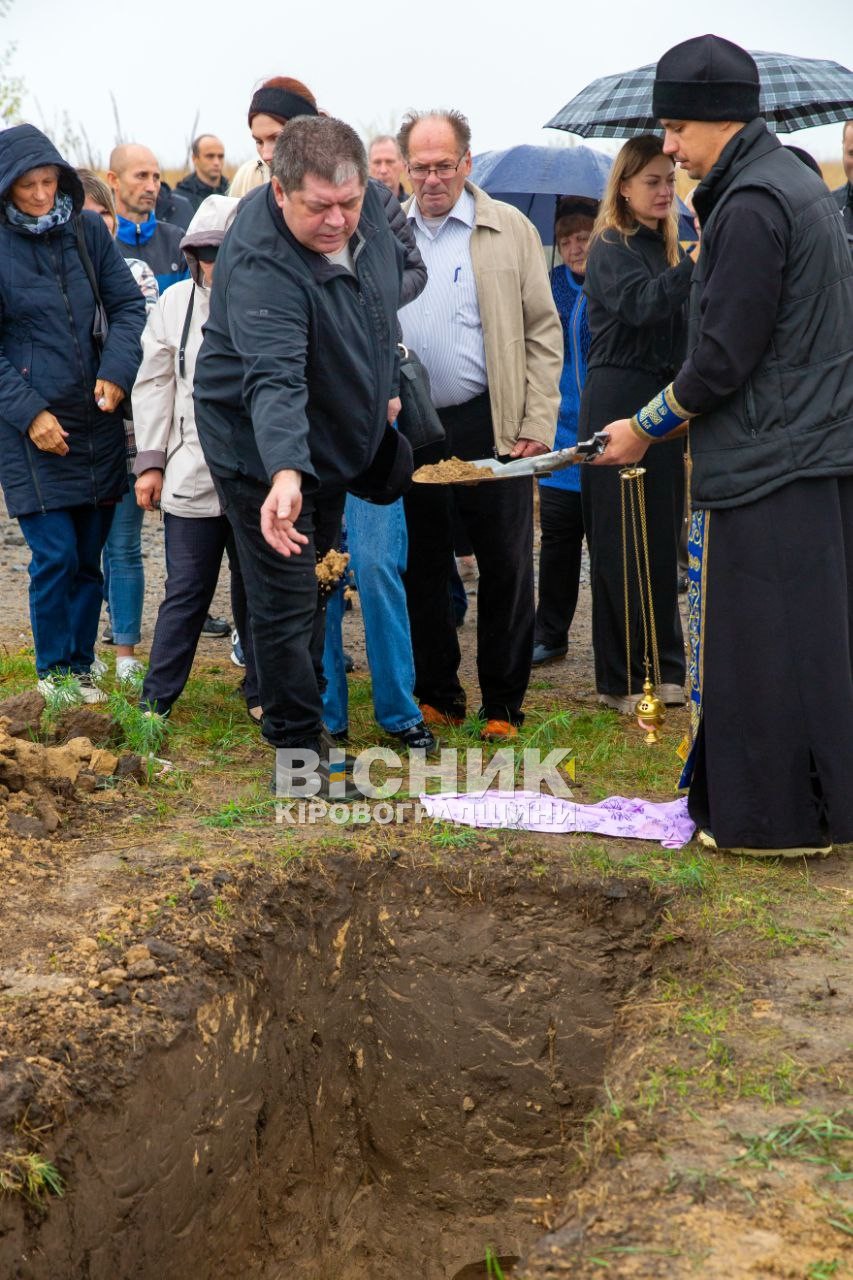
{"left": 399, "top": 187, "right": 488, "bottom": 409}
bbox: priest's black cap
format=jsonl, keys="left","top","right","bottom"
{"left": 653, "top": 35, "right": 760, "bottom": 123}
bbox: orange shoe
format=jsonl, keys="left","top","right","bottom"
{"left": 480, "top": 719, "right": 519, "bottom": 742}
{"left": 420, "top": 703, "right": 465, "bottom": 727}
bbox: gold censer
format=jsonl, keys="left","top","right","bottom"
{"left": 619, "top": 467, "right": 665, "bottom": 745}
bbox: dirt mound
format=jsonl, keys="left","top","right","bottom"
{"left": 0, "top": 722, "right": 122, "bottom": 840}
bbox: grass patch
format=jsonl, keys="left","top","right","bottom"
{"left": 429, "top": 822, "right": 480, "bottom": 851}
{"left": 484, "top": 1247, "right": 508, "bottom": 1279}
{"left": 807, "top": 1263, "right": 843, "bottom": 1280}
{"left": 200, "top": 789, "right": 276, "bottom": 829}
{"left": 0, "top": 646, "right": 36, "bottom": 695}
{"left": 732, "top": 1112, "right": 852, "bottom": 1178}
{"left": 107, "top": 690, "right": 169, "bottom": 758}
{"left": 0, "top": 1152, "right": 64, "bottom": 1204}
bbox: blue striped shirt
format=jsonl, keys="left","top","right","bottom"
{"left": 399, "top": 188, "right": 488, "bottom": 409}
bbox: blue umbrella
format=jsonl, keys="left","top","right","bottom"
{"left": 470, "top": 142, "right": 696, "bottom": 244}
{"left": 470, "top": 144, "right": 611, "bottom": 241}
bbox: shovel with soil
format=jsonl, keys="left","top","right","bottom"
{"left": 412, "top": 432, "right": 609, "bottom": 485}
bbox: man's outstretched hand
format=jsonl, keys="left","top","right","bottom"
{"left": 260, "top": 469, "right": 309, "bottom": 556}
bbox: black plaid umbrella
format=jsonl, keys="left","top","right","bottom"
{"left": 545, "top": 51, "right": 853, "bottom": 137}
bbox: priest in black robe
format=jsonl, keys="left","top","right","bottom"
{"left": 594, "top": 35, "right": 853, "bottom": 857}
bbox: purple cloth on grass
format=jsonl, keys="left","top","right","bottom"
{"left": 419, "top": 791, "right": 696, "bottom": 849}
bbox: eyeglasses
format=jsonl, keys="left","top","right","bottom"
{"left": 407, "top": 157, "right": 464, "bottom": 181}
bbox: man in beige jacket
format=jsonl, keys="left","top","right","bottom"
{"left": 399, "top": 109, "right": 562, "bottom": 740}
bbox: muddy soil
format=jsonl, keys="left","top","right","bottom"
{"left": 0, "top": 502, "right": 849, "bottom": 1280}
{"left": 0, "top": 847, "right": 659, "bottom": 1280}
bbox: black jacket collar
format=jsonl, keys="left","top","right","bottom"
{"left": 693, "top": 118, "right": 778, "bottom": 223}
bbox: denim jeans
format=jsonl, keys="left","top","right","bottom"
{"left": 141, "top": 514, "right": 258, "bottom": 717}
{"left": 18, "top": 504, "right": 115, "bottom": 676}
{"left": 215, "top": 473, "right": 344, "bottom": 750}
{"left": 102, "top": 484, "right": 145, "bottom": 645}
{"left": 322, "top": 495, "right": 421, "bottom": 736}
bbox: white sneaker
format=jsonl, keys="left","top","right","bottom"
{"left": 90, "top": 657, "right": 108, "bottom": 681}
{"left": 76, "top": 674, "right": 108, "bottom": 704}
{"left": 37, "top": 675, "right": 83, "bottom": 707}
{"left": 116, "top": 656, "right": 145, "bottom": 685}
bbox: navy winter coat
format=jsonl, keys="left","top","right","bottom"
{"left": 0, "top": 125, "right": 146, "bottom": 517}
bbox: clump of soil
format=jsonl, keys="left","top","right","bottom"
{"left": 0, "top": 723, "right": 119, "bottom": 791}
{"left": 413, "top": 456, "right": 491, "bottom": 484}
{"left": 0, "top": 717, "right": 134, "bottom": 841}
{"left": 315, "top": 547, "right": 350, "bottom": 590}
{"left": 0, "top": 689, "right": 45, "bottom": 738}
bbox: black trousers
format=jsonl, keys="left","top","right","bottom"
{"left": 688, "top": 475, "right": 853, "bottom": 849}
{"left": 141, "top": 513, "right": 258, "bottom": 716}
{"left": 534, "top": 486, "right": 585, "bottom": 650}
{"left": 403, "top": 391, "right": 534, "bottom": 723}
{"left": 580, "top": 438, "right": 685, "bottom": 696}
{"left": 215, "top": 473, "right": 344, "bottom": 750}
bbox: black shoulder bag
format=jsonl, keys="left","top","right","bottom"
{"left": 75, "top": 217, "right": 133, "bottom": 426}
{"left": 395, "top": 343, "right": 445, "bottom": 453}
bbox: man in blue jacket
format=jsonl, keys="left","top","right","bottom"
{"left": 107, "top": 144, "right": 189, "bottom": 293}
{"left": 195, "top": 116, "right": 412, "bottom": 796}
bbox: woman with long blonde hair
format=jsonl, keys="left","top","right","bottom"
{"left": 579, "top": 134, "right": 695, "bottom": 713}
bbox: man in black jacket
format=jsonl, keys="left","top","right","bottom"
{"left": 176, "top": 134, "right": 230, "bottom": 213}
{"left": 195, "top": 116, "right": 412, "bottom": 793}
{"left": 595, "top": 35, "right": 853, "bottom": 858}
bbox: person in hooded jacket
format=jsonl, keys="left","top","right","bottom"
{"left": 132, "top": 195, "right": 260, "bottom": 721}
{"left": 0, "top": 125, "right": 146, "bottom": 702}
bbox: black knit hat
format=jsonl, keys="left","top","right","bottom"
{"left": 653, "top": 34, "right": 760, "bottom": 123}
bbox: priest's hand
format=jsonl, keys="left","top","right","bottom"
{"left": 591, "top": 419, "right": 650, "bottom": 466}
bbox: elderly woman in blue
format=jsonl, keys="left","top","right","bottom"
{"left": 0, "top": 125, "right": 146, "bottom": 702}
{"left": 533, "top": 200, "right": 597, "bottom": 665}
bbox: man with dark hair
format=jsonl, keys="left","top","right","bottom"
{"left": 176, "top": 134, "right": 230, "bottom": 212}
{"left": 595, "top": 35, "right": 853, "bottom": 858}
{"left": 832, "top": 119, "right": 853, "bottom": 247}
{"left": 397, "top": 108, "right": 562, "bottom": 742}
{"left": 107, "top": 144, "right": 189, "bottom": 292}
{"left": 194, "top": 116, "right": 413, "bottom": 794}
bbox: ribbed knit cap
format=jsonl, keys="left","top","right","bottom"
{"left": 653, "top": 35, "right": 760, "bottom": 122}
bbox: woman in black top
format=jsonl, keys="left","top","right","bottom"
{"left": 579, "top": 135, "right": 695, "bottom": 712}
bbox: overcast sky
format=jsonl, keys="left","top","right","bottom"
{"left": 5, "top": 0, "right": 852, "bottom": 170}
